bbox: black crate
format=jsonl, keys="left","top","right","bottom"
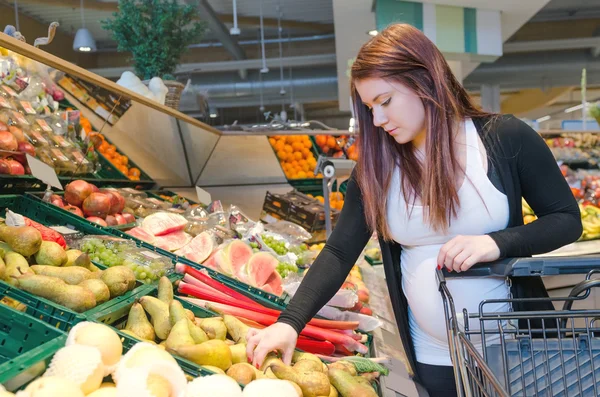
{"left": 288, "top": 201, "right": 340, "bottom": 232}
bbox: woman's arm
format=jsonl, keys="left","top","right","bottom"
{"left": 488, "top": 117, "right": 583, "bottom": 257}
{"left": 277, "top": 173, "right": 373, "bottom": 333}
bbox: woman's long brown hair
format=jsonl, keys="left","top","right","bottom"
{"left": 351, "top": 24, "right": 494, "bottom": 240}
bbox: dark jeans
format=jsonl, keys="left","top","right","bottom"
{"left": 415, "top": 362, "right": 458, "bottom": 397}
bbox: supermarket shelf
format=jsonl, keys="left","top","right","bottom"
{"left": 535, "top": 239, "right": 600, "bottom": 257}
{"left": 538, "top": 130, "right": 600, "bottom": 135}
{"left": 220, "top": 129, "right": 355, "bottom": 136}
{"left": 0, "top": 33, "right": 221, "bottom": 137}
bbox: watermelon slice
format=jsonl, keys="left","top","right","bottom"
{"left": 175, "top": 232, "right": 215, "bottom": 263}
{"left": 224, "top": 240, "right": 253, "bottom": 280}
{"left": 202, "top": 251, "right": 220, "bottom": 271}
{"left": 154, "top": 230, "right": 192, "bottom": 252}
{"left": 127, "top": 227, "right": 155, "bottom": 244}
{"left": 261, "top": 271, "right": 283, "bottom": 296}
{"left": 246, "top": 252, "right": 279, "bottom": 287}
{"left": 215, "top": 250, "right": 233, "bottom": 275}
{"left": 141, "top": 212, "right": 188, "bottom": 236}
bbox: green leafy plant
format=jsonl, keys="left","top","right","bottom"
{"left": 102, "top": 0, "right": 205, "bottom": 80}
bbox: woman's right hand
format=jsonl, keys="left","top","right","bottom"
{"left": 246, "top": 322, "right": 299, "bottom": 368}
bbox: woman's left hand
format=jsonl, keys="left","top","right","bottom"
{"left": 437, "top": 235, "right": 501, "bottom": 272}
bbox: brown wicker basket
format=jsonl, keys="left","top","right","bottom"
{"left": 142, "top": 79, "right": 185, "bottom": 110}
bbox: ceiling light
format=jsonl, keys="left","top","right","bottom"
{"left": 565, "top": 102, "right": 590, "bottom": 113}
{"left": 230, "top": 0, "right": 240, "bottom": 35}
{"left": 349, "top": 117, "right": 355, "bottom": 127}
{"left": 536, "top": 115, "right": 551, "bottom": 123}
{"left": 74, "top": 0, "right": 96, "bottom": 53}
{"left": 368, "top": 30, "right": 378, "bottom": 36}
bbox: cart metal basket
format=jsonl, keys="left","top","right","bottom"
{"left": 437, "top": 256, "right": 600, "bottom": 397}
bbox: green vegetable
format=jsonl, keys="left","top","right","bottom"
{"left": 340, "top": 356, "right": 389, "bottom": 376}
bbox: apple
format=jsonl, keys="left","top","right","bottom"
{"left": 64, "top": 205, "right": 84, "bottom": 217}
{"left": 114, "top": 214, "right": 127, "bottom": 225}
{"left": 105, "top": 215, "right": 118, "bottom": 226}
{"left": 122, "top": 213, "right": 135, "bottom": 224}
{"left": 86, "top": 216, "right": 108, "bottom": 227}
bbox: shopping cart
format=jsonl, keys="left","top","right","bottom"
{"left": 437, "top": 256, "right": 600, "bottom": 397}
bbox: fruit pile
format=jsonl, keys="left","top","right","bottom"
{"left": 0, "top": 120, "right": 34, "bottom": 175}
{"left": 0, "top": 222, "right": 136, "bottom": 313}
{"left": 268, "top": 135, "right": 321, "bottom": 180}
{"left": 90, "top": 133, "right": 142, "bottom": 181}
{"left": 315, "top": 134, "right": 359, "bottom": 161}
{"left": 307, "top": 191, "right": 345, "bottom": 211}
{"left": 50, "top": 180, "right": 135, "bottom": 227}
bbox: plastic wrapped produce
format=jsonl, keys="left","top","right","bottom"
{"left": 118, "top": 248, "right": 173, "bottom": 284}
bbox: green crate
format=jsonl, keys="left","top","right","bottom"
{"left": 364, "top": 255, "right": 383, "bottom": 266}
{"left": 0, "top": 175, "right": 155, "bottom": 194}
{"left": 146, "top": 190, "right": 199, "bottom": 206}
{"left": 0, "top": 304, "right": 66, "bottom": 391}
{"left": 267, "top": 135, "right": 323, "bottom": 186}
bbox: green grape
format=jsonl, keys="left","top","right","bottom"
{"left": 145, "top": 278, "right": 153, "bottom": 284}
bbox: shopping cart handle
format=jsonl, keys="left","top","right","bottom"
{"left": 442, "top": 255, "right": 600, "bottom": 278}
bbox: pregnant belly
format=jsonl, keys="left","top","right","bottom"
{"left": 402, "top": 253, "right": 510, "bottom": 344}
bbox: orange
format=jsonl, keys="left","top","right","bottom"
{"left": 277, "top": 150, "right": 287, "bottom": 161}
{"left": 327, "top": 136, "right": 337, "bottom": 149}
{"left": 316, "top": 135, "right": 327, "bottom": 147}
{"left": 291, "top": 159, "right": 299, "bottom": 166}
{"left": 284, "top": 144, "right": 293, "bottom": 153}
{"left": 269, "top": 138, "right": 276, "bottom": 146}
{"left": 303, "top": 139, "right": 313, "bottom": 149}
{"left": 336, "top": 201, "right": 345, "bottom": 210}
{"left": 301, "top": 163, "right": 311, "bottom": 173}
{"left": 292, "top": 142, "right": 304, "bottom": 151}
{"left": 121, "top": 156, "right": 129, "bottom": 165}
{"left": 294, "top": 152, "right": 303, "bottom": 161}
{"left": 297, "top": 171, "right": 307, "bottom": 178}
{"left": 301, "top": 148, "right": 311, "bottom": 159}
{"left": 331, "top": 192, "right": 344, "bottom": 201}
{"left": 286, "top": 136, "right": 296, "bottom": 144}
{"left": 129, "top": 168, "right": 141, "bottom": 177}
{"left": 275, "top": 140, "right": 285, "bottom": 150}
{"left": 307, "top": 194, "right": 314, "bottom": 198}
{"left": 315, "top": 196, "right": 325, "bottom": 203}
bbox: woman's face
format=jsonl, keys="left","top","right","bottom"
{"left": 355, "top": 78, "right": 426, "bottom": 148}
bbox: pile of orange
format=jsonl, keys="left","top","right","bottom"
{"left": 90, "top": 133, "right": 142, "bottom": 181}
{"left": 315, "top": 134, "right": 359, "bottom": 161}
{"left": 269, "top": 135, "right": 322, "bottom": 179}
{"left": 308, "top": 192, "right": 345, "bottom": 210}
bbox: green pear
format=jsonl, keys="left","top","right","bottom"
{"left": 223, "top": 314, "right": 249, "bottom": 344}
{"left": 166, "top": 319, "right": 195, "bottom": 350}
{"left": 169, "top": 300, "right": 187, "bottom": 325}
{"left": 157, "top": 276, "right": 173, "bottom": 305}
{"left": 170, "top": 339, "right": 232, "bottom": 370}
{"left": 101, "top": 266, "right": 136, "bottom": 298}
{"left": 4, "top": 252, "right": 33, "bottom": 286}
{"left": 226, "top": 363, "right": 256, "bottom": 386}
{"left": 229, "top": 343, "right": 247, "bottom": 364}
{"left": 188, "top": 320, "right": 209, "bottom": 344}
{"left": 34, "top": 241, "right": 67, "bottom": 267}
{"left": 139, "top": 296, "right": 171, "bottom": 340}
{"left": 0, "top": 225, "right": 42, "bottom": 257}
{"left": 64, "top": 250, "right": 91, "bottom": 268}
{"left": 0, "top": 241, "right": 13, "bottom": 258}
{"left": 125, "top": 302, "right": 156, "bottom": 341}
{"left": 271, "top": 363, "right": 331, "bottom": 397}
{"left": 16, "top": 274, "right": 96, "bottom": 312}
{"left": 198, "top": 317, "right": 227, "bottom": 340}
{"left": 79, "top": 279, "right": 110, "bottom": 304}
{"left": 31, "top": 265, "right": 92, "bottom": 285}
{"left": 185, "top": 309, "right": 195, "bottom": 322}
{"left": 0, "top": 255, "right": 5, "bottom": 280}
{"left": 327, "top": 368, "right": 378, "bottom": 397}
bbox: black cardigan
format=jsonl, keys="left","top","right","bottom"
{"left": 278, "top": 115, "right": 583, "bottom": 382}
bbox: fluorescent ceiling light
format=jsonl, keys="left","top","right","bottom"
{"left": 564, "top": 102, "right": 591, "bottom": 113}
{"left": 368, "top": 30, "right": 378, "bottom": 36}
{"left": 536, "top": 115, "right": 551, "bottom": 122}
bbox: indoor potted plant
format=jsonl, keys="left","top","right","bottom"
{"left": 102, "top": 0, "right": 205, "bottom": 109}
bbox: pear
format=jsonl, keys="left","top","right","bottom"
{"left": 226, "top": 363, "right": 256, "bottom": 386}
{"left": 188, "top": 320, "right": 208, "bottom": 344}
{"left": 157, "top": 276, "right": 173, "bottom": 305}
{"left": 294, "top": 359, "right": 324, "bottom": 373}
{"left": 89, "top": 262, "right": 102, "bottom": 273}
{"left": 0, "top": 241, "right": 13, "bottom": 258}
{"left": 0, "top": 225, "right": 42, "bottom": 257}
{"left": 201, "top": 365, "right": 226, "bottom": 375}
{"left": 185, "top": 309, "right": 195, "bottom": 322}
{"left": 328, "top": 384, "right": 339, "bottom": 397}
{"left": 139, "top": 296, "right": 171, "bottom": 340}
{"left": 101, "top": 266, "right": 136, "bottom": 298}
{"left": 270, "top": 363, "right": 331, "bottom": 397}
{"left": 79, "top": 279, "right": 110, "bottom": 304}
{"left": 292, "top": 352, "right": 322, "bottom": 366}
{"left": 229, "top": 343, "right": 247, "bottom": 364}
{"left": 327, "top": 368, "right": 378, "bottom": 397}
{"left": 31, "top": 265, "right": 92, "bottom": 285}
{"left": 126, "top": 302, "right": 156, "bottom": 341}
{"left": 4, "top": 252, "right": 32, "bottom": 286}
{"left": 198, "top": 317, "right": 227, "bottom": 340}
{"left": 34, "top": 241, "right": 67, "bottom": 267}
{"left": 65, "top": 250, "right": 91, "bottom": 268}
{"left": 223, "top": 314, "right": 249, "bottom": 344}
{"left": 169, "top": 300, "right": 187, "bottom": 325}
{"left": 0, "top": 255, "right": 5, "bottom": 280}
{"left": 16, "top": 274, "right": 96, "bottom": 312}
{"left": 170, "top": 339, "right": 232, "bottom": 370}
{"left": 166, "top": 318, "right": 195, "bottom": 350}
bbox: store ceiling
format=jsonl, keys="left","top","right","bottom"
{"left": 1, "top": 0, "right": 600, "bottom": 126}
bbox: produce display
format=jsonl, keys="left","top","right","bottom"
{"left": 268, "top": 135, "right": 322, "bottom": 180}
{"left": 90, "top": 132, "right": 143, "bottom": 181}
{"left": 0, "top": 215, "right": 136, "bottom": 312}
{"left": 314, "top": 134, "right": 359, "bottom": 161}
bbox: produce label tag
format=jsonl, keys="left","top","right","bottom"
{"left": 53, "top": 135, "right": 71, "bottom": 148}
{"left": 2, "top": 86, "right": 17, "bottom": 97}
{"left": 36, "top": 119, "right": 53, "bottom": 132}
{"left": 0, "top": 97, "right": 12, "bottom": 109}
{"left": 26, "top": 154, "right": 62, "bottom": 189}
{"left": 31, "top": 131, "right": 48, "bottom": 145}
{"left": 140, "top": 251, "right": 162, "bottom": 259}
{"left": 195, "top": 186, "right": 212, "bottom": 205}
{"left": 50, "top": 226, "right": 79, "bottom": 235}
{"left": 20, "top": 101, "right": 36, "bottom": 115}
{"left": 12, "top": 111, "right": 28, "bottom": 125}
{"left": 51, "top": 149, "right": 69, "bottom": 162}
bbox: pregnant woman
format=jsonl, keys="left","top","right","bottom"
{"left": 246, "top": 23, "right": 582, "bottom": 397}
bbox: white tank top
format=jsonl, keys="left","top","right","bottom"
{"left": 386, "top": 119, "right": 510, "bottom": 366}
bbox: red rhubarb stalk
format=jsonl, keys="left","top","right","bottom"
{"left": 182, "top": 274, "right": 232, "bottom": 299}
{"left": 296, "top": 337, "right": 336, "bottom": 356}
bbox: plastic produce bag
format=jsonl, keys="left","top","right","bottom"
{"left": 284, "top": 279, "right": 358, "bottom": 309}
{"left": 317, "top": 305, "right": 382, "bottom": 332}
{"left": 118, "top": 247, "right": 173, "bottom": 283}
{"left": 74, "top": 235, "right": 136, "bottom": 267}
{"left": 263, "top": 220, "right": 312, "bottom": 244}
